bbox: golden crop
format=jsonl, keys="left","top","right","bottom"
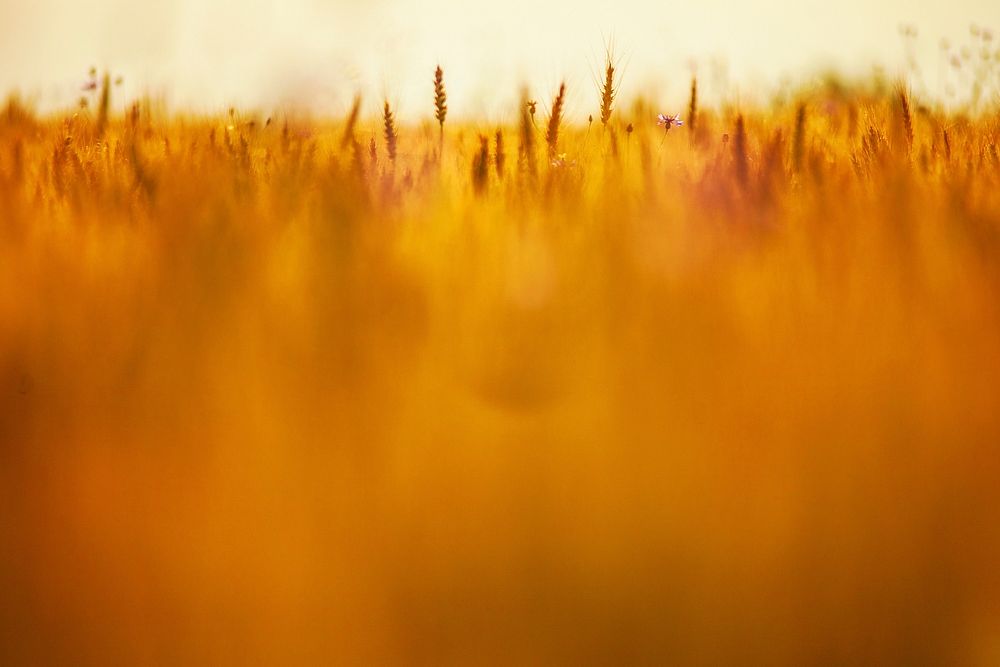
{"left": 1, "top": 75, "right": 1000, "bottom": 663}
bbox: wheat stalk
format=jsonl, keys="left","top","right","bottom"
{"left": 546, "top": 82, "right": 566, "bottom": 159}
{"left": 341, "top": 95, "right": 361, "bottom": 149}
{"left": 96, "top": 72, "right": 111, "bottom": 136}
{"left": 687, "top": 77, "right": 698, "bottom": 137}
{"left": 899, "top": 91, "right": 914, "bottom": 152}
{"left": 472, "top": 134, "right": 489, "bottom": 195}
{"left": 434, "top": 66, "right": 447, "bottom": 152}
{"left": 733, "top": 114, "right": 748, "bottom": 185}
{"left": 495, "top": 129, "right": 505, "bottom": 179}
{"left": 519, "top": 91, "right": 537, "bottom": 177}
{"left": 383, "top": 101, "right": 398, "bottom": 165}
{"left": 599, "top": 48, "right": 618, "bottom": 126}
{"left": 792, "top": 103, "right": 806, "bottom": 173}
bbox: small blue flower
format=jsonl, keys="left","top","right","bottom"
{"left": 657, "top": 113, "right": 683, "bottom": 130}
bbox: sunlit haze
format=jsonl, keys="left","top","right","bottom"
{"left": 2, "top": 0, "right": 999, "bottom": 117}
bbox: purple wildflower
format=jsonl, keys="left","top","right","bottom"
{"left": 657, "top": 113, "right": 684, "bottom": 131}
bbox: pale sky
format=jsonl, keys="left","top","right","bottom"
{"left": 1, "top": 0, "right": 998, "bottom": 119}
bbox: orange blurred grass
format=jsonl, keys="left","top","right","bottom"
{"left": 1, "top": 81, "right": 1000, "bottom": 663}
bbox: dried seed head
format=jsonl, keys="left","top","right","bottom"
{"left": 383, "top": 101, "right": 398, "bottom": 163}
{"left": 434, "top": 66, "right": 448, "bottom": 128}
{"left": 546, "top": 83, "right": 566, "bottom": 159}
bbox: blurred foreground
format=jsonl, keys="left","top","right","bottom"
{"left": 2, "top": 86, "right": 1000, "bottom": 664}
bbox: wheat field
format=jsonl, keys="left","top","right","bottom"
{"left": 2, "top": 63, "right": 1000, "bottom": 664}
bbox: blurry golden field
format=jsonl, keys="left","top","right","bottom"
{"left": 2, "top": 62, "right": 1000, "bottom": 665}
